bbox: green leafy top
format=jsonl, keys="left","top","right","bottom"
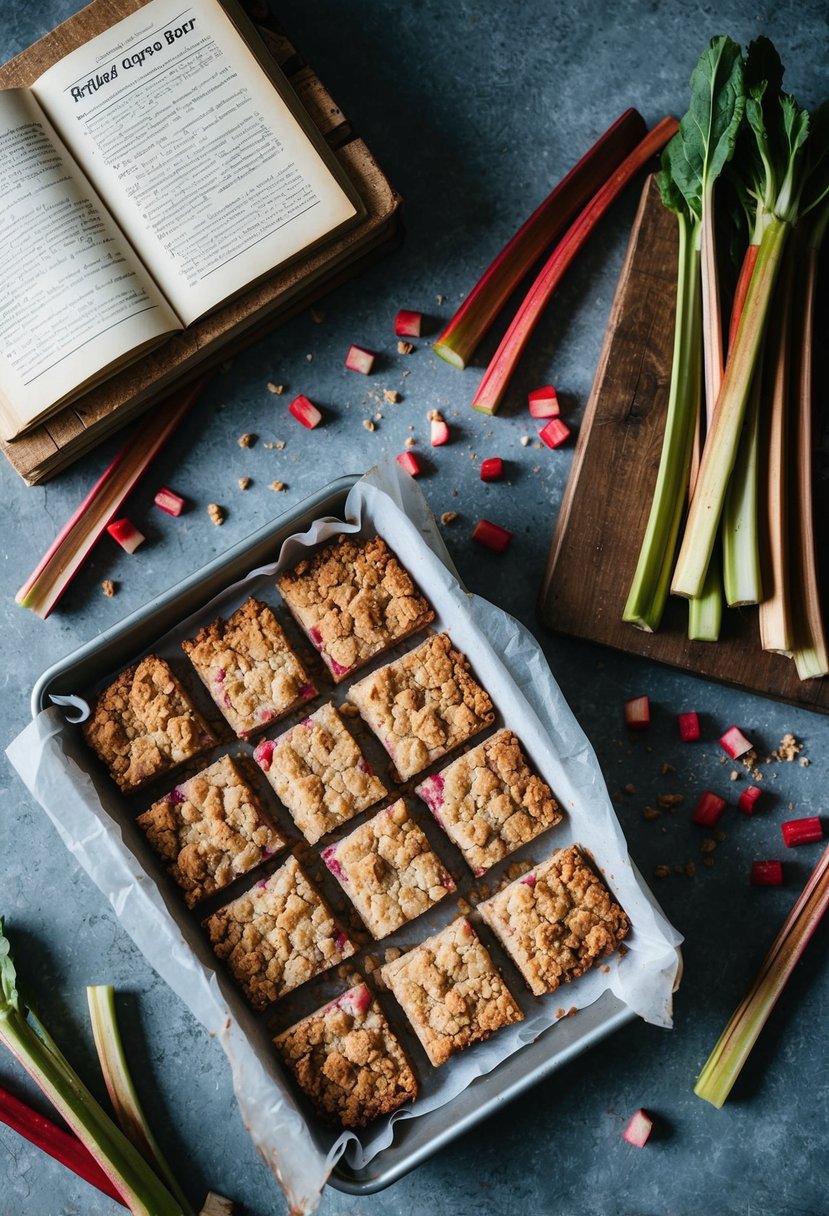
{"left": 665, "top": 35, "right": 746, "bottom": 220}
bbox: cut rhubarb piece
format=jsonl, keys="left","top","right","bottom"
{"left": 781, "top": 817, "right": 823, "bottom": 848}
{"left": 677, "top": 711, "right": 701, "bottom": 742}
{"left": 751, "top": 861, "right": 783, "bottom": 887}
{"left": 622, "top": 1109, "right": 653, "bottom": 1148}
{"left": 344, "top": 344, "right": 376, "bottom": 374}
{"left": 396, "top": 451, "right": 422, "bottom": 477}
{"left": 738, "top": 786, "right": 763, "bottom": 816}
{"left": 153, "top": 487, "right": 186, "bottom": 517}
{"left": 719, "top": 725, "right": 753, "bottom": 760}
{"left": 623, "top": 696, "right": 650, "bottom": 731}
{"left": 430, "top": 415, "right": 450, "bottom": 446}
{"left": 528, "top": 386, "right": 560, "bottom": 418}
{"left": 394, "top": 310, "right": 423, "bottom": 338}
{"left": 471, "top": 519, "right": 512, "bottom": 553}
{"left": 692, "top": 791, "right": 727, "bottom": 828}
{"left": 106, "top": 518, "right": 145, "bottom": 554}
{"left": 538, "top": 418, "right": 571, "bottom": 449}
{"left": 480, "top": 457, "right": 504, "bottom": 482}
{"left": 288, "top": 394, "right": 322, "bottom": 429}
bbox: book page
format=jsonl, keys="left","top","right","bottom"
{"left": 33, "top": 0, "right": 360, "bottom": 325}
{"left": 0, "top": 88, "right": 180, "bottom": 441}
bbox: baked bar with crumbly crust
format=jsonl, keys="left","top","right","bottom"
{"left": 203, "top": 854, "right": 355, "bottom": 1010}
{"left": 380, "top": 917, "right": 523, "bottom": 1067}
{"left": 477, "top": 844, "right": 630, "bottom": 996}
{"left": 137, "top": 754, "right": 286, "bottom": 907}
{"left": 322, "top": 799, "right": 455, "bottom": 939}
{"left": 182, "top": 598, "right": 315, "bottom": 739}
{"left": 347, "top": 633, "right": 495, "bottom": 780}
{"left": 415, "top": 729, "right": 563, "bottom": 876}
{"left": 276, "top": 533, "right": 434, "bottom": 681}
{"left": 253, "top": 702, "right": 387, "bottom": 844}
{"left": 274, "top": 981, "right": 417, "bottom": 1127}
{"left": 83, "top": 655, "right": 216, "bottom": 795}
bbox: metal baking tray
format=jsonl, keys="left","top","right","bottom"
{"left": 31, "top": 473, "right": 639, "bottom": 1196}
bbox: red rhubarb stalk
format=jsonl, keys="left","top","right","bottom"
{"left": 432, "top": 109, "right": 648, "bottom": 370}
{"left": 470, "top": 117, "right": 678, "bottom": 415}
{"left": 471, "top": 519, "right": 512, "bottom": 553}
{"left": 677, "top": 712, "right": 701, "bottom": 742}
{"left": 738, "top": 786, "right": 762, "bottom": 815}
{"left": 480, "top": 457, "right": 504, "bottom": 482}
{"left": 624, "top": 696, "right": 650, "bottom": 730}
{"left": 719, "top": 725, "right": 753, "bottom": 759}
{"left": 15, "top": 380, "right": 204, "bottom": 619}
{"left": 622, "top": 1109, "right": 653, "bottom": 1147}
{"left": 781, "top": 817, "right": 823, "bottom": 848}
{"left": 695, "top": 842, "right": 829, "bottom": 1107}
{"left": 692, "top": 791, "right": 727, "bottom": 827}
{"left": 751, "top": 861, "right": 783, "bottom": 887}
{"left": 538, "top": 418, "right": 571, "bottom": 449}
{"left": 394, "top": 310, "right": 423, "bottom": 338}
{"left": 344, "top": 344, "right": 376, "bottom": 374}
{"left": 396, "top": 451, "right": 421, "bottom": 477}
{"left": 528, "top": 386, "right": 560, "bottom": 418}
{"left": 0, "top": 1084, "right": 125, "bottom": 1205}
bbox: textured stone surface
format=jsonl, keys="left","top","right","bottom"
{"left": 1, "top": 1, "right": 827, "bottom": 1213}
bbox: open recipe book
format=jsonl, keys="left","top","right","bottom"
{"left": 0, "top": 0, "right": 365, "bottom": 443}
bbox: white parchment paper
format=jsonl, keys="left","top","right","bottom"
{"left": 7, "top": 462, "right": 682, "bottom": 1214}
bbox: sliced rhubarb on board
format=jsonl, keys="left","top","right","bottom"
{"left": 719, "top": 726, "right": 753, "bottom": 759}
{"left": 471, "top": 519, "right": 512, "bottom": 553}
{"left": 394, "top": 310, "right": 423, "bottom": 338}
{"left": 782, "top": 817, "right": 823, "bottom": 848}
{"left": 692, "top": 791, "right": 727, "bottom": 828}
{"left": 538, "top": 418, "right": 571, "bottom": 449}
{"left": 106, "top": 519, "right": 145, "bottom": 555}
{"left": 480, "top": 457, "right": 504, "bottom": 482}
{"left": 528, "top": 386, "right": 560, "bottom": 418}
{"left": 153, "top": 487, "right": 186, "bottom": 516}
{"left": 344, "top": 344, "right": 376, "bottom": 374}
{"left": 677, "top": 712, "right": 701, "bottom": 742}
{"left": 751, "top": 861, "right": 783, "bottom": 887}
{"left": 738, "top": 786, "right": 762, "bottom": 815}
{"left": 288, "top": 394, "right": 322, "bottom": 429}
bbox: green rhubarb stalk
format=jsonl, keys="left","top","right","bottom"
{"left": 672, "top": 83, "right": 821, "bottom": 599}
{"left": 791, "top": 200, "right": 829, "bottom": 678}
{"left": 695, "top": 841, "right": 829, "bottom": 1108}
{"left": 687, "top": 550, "right": 723, "bottom": 641}
{"left": 722, "top": 362, "right": 764, "bottom": 605}
{"left": 432, "top": 109, "right": 647, "bottom": 369}
{"left": 88, "top": 986, "right": 195, "bottom": 1216}
{"left": 623, "top": 191, "right": 701, "bottom": 631}
{"left": 0, "top": 921, "right": 185, "bottom": 1216}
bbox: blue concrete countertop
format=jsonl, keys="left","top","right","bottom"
{"left": 1, "top": 3, "right": 827, "bottom": 1214}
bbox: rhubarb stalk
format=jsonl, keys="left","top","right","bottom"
{"left": 695, "top": 841, "right": 829, "bottom": 1107}
{"left": 433, "top": 109, "right": 647, "bottom": 369}
{"left": 471, "top": 117, "right": 679, "bottom": 416}
{"left": 16, "top": 381, "right": 204, "bottom": 619}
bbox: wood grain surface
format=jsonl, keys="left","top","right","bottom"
{"left": 538, "top": 173, "right": 829, "bottom": 712}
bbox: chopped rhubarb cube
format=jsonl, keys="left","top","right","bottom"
{"left": 430, "top": 416, "right": 450, "bottom": 446}
{"left": 394, "top": 309, "right": 423, "bottom": 338}
{"left": 538, "top": 418, "right": 571, "bottom": 449}
{"left": 692, "top": 791, "right": 727, "bottom": 827}
{"left": 289, "top": 394, "right": 322, "bottom": 429}
{"left": 624, "top": 696, "right": 650, "bottom": 731}
{"left": 781, "top": 817, "right": 823, "bottom": 848}
{"left": 751, "top": 860, "right": 783, "bottom": 886}
{"left": 106, "top": 518, "right": 145, "bottom": 554}
{"left": 396, "top": 451, "right": 422, "bottom": 477}
{"left": 472, "top": 518, "right": 512, "bottom": 553}
{"left": 738, "top": 785, "right": 762, "bottom": 815}
{"left": 528, "top": 385, "right": 560, "bottom": 419}
{"left": 480, "top": 457, "right": 504, "bottom": 482}
{"left": 719, "top": 725, "right": 753, "bottom": 760}
{"left": 622, "top": 1109, "right": 653, "bottom": 1148}
{"left": 153, "top": 487, "right": 186, "bottom": 517}
{"left": 344, "top": 344, "right": 376, "bottom": 374}
{"left": 677, "top": 711, "right": 700, "bottom": 742}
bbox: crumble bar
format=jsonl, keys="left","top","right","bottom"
{"left": 415, "top": 729, "right": 563, "bottom": 875}
{"left": 253, "top": 702, "right": 387, "bottom": 844}
{"left": 322, "top": 800, "right": 455, "bottom": 939}
{"left": 274, "top": 981, "right": 417, "bottom": 1127}
{"left": 83, "top": 655, "right": 216, "bottom": 795}
{"left": 276, "top": 533, "right": 434, "bottom": 681}
{"left": 137, "top": 755, "right": 286, "bottom": 907}
{"left": 347, "top": 633, "right": 495, "bottom": 780}
{"left": 380, "top": 917, "right": 523, "bottom": 1066}
{"left": 182, "top": 598, "right": 315, "bottom": 739}
{"left": 477, "top": 844, "right": 630, "bottom": 996}
{"left": 203, "top": 854, "right": 355, "bottom": 1010}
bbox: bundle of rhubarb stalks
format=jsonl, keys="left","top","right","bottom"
{"left": 622, "top": 36, "right": 829, "bottom": 677}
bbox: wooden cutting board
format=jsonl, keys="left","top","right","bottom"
{"left": 538, "top": 173, "right": 829, "bottom": 713}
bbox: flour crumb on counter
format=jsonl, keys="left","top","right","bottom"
{"left": 266, "top": 382, "right": 284, "bottom": 394}
{"left": 207, "top": 503, "right": 225, "bottom": 526}
{"left": 238, "top": 433, "right": 255, "bottom": 448}
{"left": 101, "top": 579, "right": 116, "bottom": 598}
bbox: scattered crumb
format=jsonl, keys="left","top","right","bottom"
{"left": 729, "top": 770, "right": 740, "bottom": 781}
{"left": 270, "top": 481, "right": 288, "bottom": 492}
{"left": 238, "top": 477, "right": 251, "bottom": 491}
{"left": 770, "top": 733, "right": 803, "bottom": 762}
{"left": 701, "top": 838, "right": 717, "bottom": 854}
{"left": 362, "top": 419, "right": 376, "bottom": 432}
{"left": 207, "top": 503, "right": 224, "bottom": 526}
{"left": 456, "top": 897, "right": 472, "bottom": 916}
{"left": 440, "top": 511, "right": 459, "bottom": 526}
{"left": 309, "top": 307, "right": 325, "bottom": 323}
{"left": 383, "top": 389, "right": 401, "bottom": 404}
{"left": 238, "top": 433, "right": 255, "bottom": 448}
{"left": 404, "top": 436, "right": 416, "bottom": 448}
{"left": 624, "top": 783, "right": 636, "bottom": 795}
{"left": 519, "top": 436, "right": 531, "bottom": 447}
{"left": 306, "top": 353, "right": 313, "bottom": 362}
{"left": 654, "top": 865, "right": 670, "bottom": 879}
{"left": 374, "top": 412, "right": 383, "bottom": 422}
{"left": 703, "top": 856, "right": 715, "bottom": 867}
{"left": 101, "top": 579, "right": 116, "bottom": 598}
{"left": 467, "top": 890, "right": 481, "bottom": 906}
{"left": 427, "top": 409, "right": 444, "bottom": 422}
{"left": 801, "top": 757, "right": 811, "bottom": 767}
{"left": 397, "top": 340, "right": 414, "bottom": 355}
{"left": 660, "top": 762, "right": 676, "bottom": 776}
{"left": 715, "top": 830, "right": 726, "bottom": 842}
{"left": 384, "top": 946, "right": 402, "bottom": 964}
{"left": 685, "top": 862, "right": 696, "bottom": 878}
{"left": 532, "top": 465, "right": 541, "bottom": 474}
{"left": 741, "top": 749, "right": 764, "bottom": 780}
{"left": 264, "top": 440, "right": 286, "bottom": 450}
{"left": 266, "top": 382, "right": 284, "bottom": 394}
{"left": 556, "top": 1007, "right": 566, "bottom": 1019}
{"left": 436, "top": 294, "right": 445, "bottom": 305}
{"left": 339, "top": 703, "right": 360, "bottom": 718}
{"left": 658, "top": 793, "right": 684, "bottom": 809}
{"left": 363, "top": 955, "right": 378, "bottom": 975}
{"left": 642, "top": 805, "right": 660, "bottom": 821}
